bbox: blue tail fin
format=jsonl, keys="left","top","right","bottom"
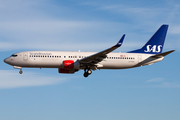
{"left": 128, "top": 25, "right": 168, "bottom": 54}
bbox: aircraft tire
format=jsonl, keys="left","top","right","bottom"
{"left": 84, "top": 72, "right": 89, "bottom": 77}
{"left": 19, "top": 70, "right": 23, "bottom": 74}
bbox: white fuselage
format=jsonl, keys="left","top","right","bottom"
{"left": 4, "top": 51, "right": 164, "bottom": 70}
{"left": 3, "top": 25, "right": 173, "bottom": 77}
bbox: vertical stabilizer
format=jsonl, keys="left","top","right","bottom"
{"left": 128, "top": 25, "right": 168, "bottom": 54}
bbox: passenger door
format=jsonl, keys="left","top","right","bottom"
{"left": 23, "top": 52, "right": 28, "bottom": 61}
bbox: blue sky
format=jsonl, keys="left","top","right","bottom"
{"left": 0, "top": 0, "right": 180, "bottom": 120}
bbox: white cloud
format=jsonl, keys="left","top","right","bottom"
{"left": 0, "top": 42, "right": 16, "bottom": 51}
{"left": 0, "top": 0, "right": 179, "bottom": 52}
{"left": 0, "top": 20, "right": 129, "bottom": 51}
{"left": 82, "top": 2, "right": 164, "bottom": 24}
{"left": 146, "top": 78, "right": 164, "bottom": 83}
{"left": 146, "top": 77, "right": 180, "bottom": 88}
{"left": 81, "top": 2, "right": 180, "bottom": 52}
{"left": 0, "top": 70, "right": 67, "bottom": 89}
{"left": 154, "top": 82, "right": 180, "bottom": 88}
{"left": 82, "top": 2, "right": 180, "bottom": 30}
{"left": 169, "top": 25, "right": 180, "bottom": 34}
{"left": 99, "top": 4, "right": 161, "bottom": 18}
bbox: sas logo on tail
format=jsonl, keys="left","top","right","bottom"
{"left": 144, "top": 45, "right": 162, "bottom": 53}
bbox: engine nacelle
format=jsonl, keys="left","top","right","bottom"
{"left": 58, "top": 60, "right": 80, "bottom": 74}
{"left": 62, "top": 60, "right": 80, "bottom": 69}
{"left": 59, "top": 68, "right": 76, "bottom": 74}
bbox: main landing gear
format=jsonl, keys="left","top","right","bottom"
{"left": 83, "top": 67, "right": 92, "bottom": 78}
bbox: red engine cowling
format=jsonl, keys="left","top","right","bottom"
{"left": 59, "top": 60, "right": 80, "bottom": 74}
{"left": 62, "top": 60, "right": 80, "bottom": 69}
{"left": 63, "top": 60, "right": 74, "bottom": 69}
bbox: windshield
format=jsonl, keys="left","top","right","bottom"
{"left": 10, "top": 54, "right": 18, "bottom": 57}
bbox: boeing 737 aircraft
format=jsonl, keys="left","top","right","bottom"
{"left": 4, "top": 25, "right": 175, "bottom": 77}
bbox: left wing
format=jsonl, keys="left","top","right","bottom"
{"left": 79, "top": 34, "right": 125, "bottom": 65}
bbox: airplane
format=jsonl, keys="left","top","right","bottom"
{"left": 4, "top": 24, "right": 175, "bottom": 77}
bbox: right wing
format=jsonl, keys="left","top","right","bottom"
{"left": 79, "top": 34, "right": 125, "bottom": 66}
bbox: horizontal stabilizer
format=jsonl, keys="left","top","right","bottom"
{"left": 151, "top": 50, "right": 175, "bottom": 58}
{"left": 133, "top": 50, "right": 175, "bottom": 67}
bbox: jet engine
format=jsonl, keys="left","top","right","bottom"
{"left": 58, "top": 60, "right": 80, "bottom": 74}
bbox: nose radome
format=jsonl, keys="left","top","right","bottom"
{"left": 4, "top": 58, "right": 9, "bottom": 64}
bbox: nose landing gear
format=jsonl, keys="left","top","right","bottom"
{"left": 13, "top": 66, "right": 23, "bottom": 74}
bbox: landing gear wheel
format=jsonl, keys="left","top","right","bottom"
{"left": 87, "top": 70, "right": 92, "bottom": 75}
{"left": 19, "top": 70, "right": 23, "bottom": 74}
{"left": 84, "top": 72, "right": 89, "bottom": 77}
{"left": 83, "top": 66, "right": 92, "bottom": 77}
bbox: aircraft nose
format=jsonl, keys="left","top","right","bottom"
{"left": 4, "top": 58, "right": 10, "bottom": 64}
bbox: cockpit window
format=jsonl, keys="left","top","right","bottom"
{"left": 11, "top": 54, "right": 18, "bottom": 57}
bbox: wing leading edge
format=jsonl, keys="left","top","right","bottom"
{"left": 79, "top": 34, "right": 125, "bottom": 65}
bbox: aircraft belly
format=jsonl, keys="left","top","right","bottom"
{"left": 101, "top": 60, "right": 137, "bottom": 69}
{"left": 28, "top": 60, "right": 62, "bottom": 68}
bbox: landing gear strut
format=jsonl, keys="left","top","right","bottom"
{"left": 83, "top": 66, "right": 92, "bottom": 78}
{"left": 13, "top": 66, "right": 23, "bottom": 74}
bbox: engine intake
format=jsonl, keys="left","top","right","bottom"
{"left": 63, "top": 60, "right": 74, "bottom": 69}
{"left": 62, "top": 60, "right": 80, "bottom": 69}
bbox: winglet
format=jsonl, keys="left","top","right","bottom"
{"left": 115, "top": 34, "right": 125, "bottom": 47}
